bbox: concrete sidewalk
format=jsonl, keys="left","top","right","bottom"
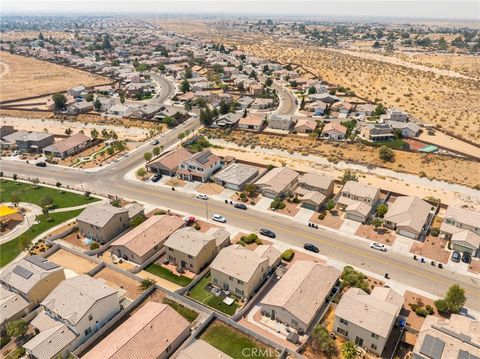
{"left": 0, "top": 202, "right": 42, "bottom": 244}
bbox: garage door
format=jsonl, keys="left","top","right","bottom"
{"left": 347, "top": 213, "right": 364, "bottom": 223}
{"left": 452, "top": 243, "right": 474, "bottom": 255}
{"left": 302, "top": 202, "right": 317, "bottom": 211}
{"left": 398, "top": 229, "right": 417, "bottom": 239}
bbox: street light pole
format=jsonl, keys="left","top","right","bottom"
{"left": 206, "top": 199, "right": 209, "bottom": 221}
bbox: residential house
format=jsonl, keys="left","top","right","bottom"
{"left": 213, "top": 162, "right": 260, "bottom": 191}
{"left": 0, "top": 287, "right": 30, "bottom": 328}
{"left": 238, "top": 115, "right": 265, "bottom": 131}
{"left": 268, "top": 114, "right": 295, "bottom": 131}
{"left": 0, "top": 125, "right": 15, "bottom": 137}
{"left": 261, "top": 261, "right": 340, "bottom": 333}
{"left": 413, "top": 314, "right": 480, "bottom": 359}
{"left": 334, "top": 287, "right": 404, "bottom": 355}
{"left": 165, "top": 227, "right": 230, "bottom": 273}
{"left": 441, "top": 206, "right": 480, "bottom": 255}
{"left": 296, "top": 173, "right": 335, "bottom": 211}
{"left": 337, "top": 181, "right": 380, "bottom": 223}
{"left": 24, "top": 275, "right": 120, "bottom": 359}
{"left": 111, "top": 214, "right": 185, "bottom": 264}
{"left": 355, "top": 103, "right": 376, "bottom": 117}
{"left": 210, "top": 245, "right": 270, "bottom": 299}
{"left": 322, "top": 122, "right": 348, "bottom": 140}
{"left": 293, "top": 118, "right": 317, "bottom": 134}
{"left": 254, "top": 167, "right": 299, "bottom": 199}
{"left": 68, "top": 100, "right": 94, "bottom": 114}
{"left": 214, "top": 112, "right": 243, "bottom": 128}
{"left": 177, "top": 340, "right": 233, "bottom": 359}
{"left": 384, "top": 109, "right": 408, "bottom": 122}
{"left": 83, "top": 302, "right": 190, "bottom": 359}
{"left": 77, "top": 203, "right": 130, "bottom": 244}
{"left": 253, "top": 245, "right": 282, "bottom": 268}
{"left": 14, "top": 131, "right": 55, "bottom": 153}
{"left": 251, "top": 98, "right": 274, "bottom": 110}
{"left": 309, "top": 93, "right": 339, "bottom": 104}
{"left": 383, "top": 196, "right": 433, "bottom": 239}
{"left": 43, "top": 133, "right": 92, "bottom": 159}
{"left": 0, "top": 255, "right": 65, "bottom": 304}
{"left": 147, "top": 147, "right": 192, "bottom": 176}
{"left": 95, "top": 96, "right": 115, "bottom": 112}
{"left": 360, "top": 123, "right": 395, "bottom": 142}
{"left": 237, "top": 96, "right": 255, "bottom": 109}
{"left": 386, "top": 120, "right": 420, "bottom": 138}
{"left": 312, "top": 102, "right": 328, "bottom": 116}
{"left": 68, "top": 85, "right": 86, "bottom": 98}
{"left": 177, "top": 150, "right": 222, "bottom": 183}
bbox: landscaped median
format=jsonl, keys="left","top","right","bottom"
{"left": 144, "top": 263, "right": 193, "bottom": 287}
{"left": 187, "top": 274, "right": 239, "bottom": 316}
{"left": 0, "top": 209, "right": 84, "bottom": 267}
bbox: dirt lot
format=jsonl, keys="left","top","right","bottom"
{"left": 205, "top": 129, "right": 480, "bottom": 190}
{"left": 0, "top": 52, "right": 109, "bottom": 102}
{"left": 93, "top": 267, "right": 141, "bottom": 300}
{"left": 409, "top": 235, "right": 450, "bottom": 264}
{"left": 196, "top": 182, "right": 225, "bottom": 195}
{"left": 355, "top": 225, "right": 396, "bottom": 246}
{"left": 310, "top": 210, "right": 344, "bottom": 229}
{"left": 47, "top": 248, "right": 98, "bottom": 274}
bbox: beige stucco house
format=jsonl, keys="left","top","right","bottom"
{"left": 337, "top": 181, "right": 380, "bottom": 223}
{"left": 261, "top": 261, "right": 340, "bottom": 333}
{"left": 441, "top": 206, "right": 480, "bottom": 255}
{"left": 254, "top": 167, "right": 299, "bottom": 199}
{"left": 334, "top": 287, "right": 404, "bottom": 355}
{"left": 165, "top": 227, "right": 230, "bottom": 273}
{"left": 77, "top": 203, "right": 130, "bottom": 244}
{"left": 210, "top": 245, "right": 270, "bottom": 299}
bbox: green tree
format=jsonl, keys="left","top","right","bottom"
{"left": 6, "top": 319, "right": 28, "bottom": 338}
{"left": 326, "top": 199, "right": 335, "bottom": 211}
{"left": 138, "top": 278, "right": 156, "bottom": 292}
{"left": 143, "top": 152, "right": 152, "bottom": 162}
{"left": 52, "top": 93, "right": 67, "bottom": 110}
{"left": 308, "top": 85, "right": 316, "bottom": 95}
{"left": 136, "top": 167, "right": 146, "bottom": 178}
{"left": 265, "top": 78, "right": 273, "bottom": 87}
{"left": 371, "top": 218, "right": 383, "bottom": 231}
{"left": 435, "top": 284, "right": 466, "bottom": 314}
{"left": 94, "top": 98, "right": 101, "bottom": 111}
{"left": 311, "top": 325, "right": 337, "bottom": 356}
{"left": 106, "top": 147, "right": 115, "bottom": 156}
{"left": 152, "top": 146, "right": 160, "bottom": 157}
{"left": 158, "top": 63, "right": 166, "bottom": 73}
{"left": 341, "top": 266, "right": 369, "bottom": 292}
{"left": 180, "top": 79, "right": 190, "bottom": 93}
{"left": 32, "top": 177, "right": 40, "bottom": 187}
{"left": 65, "top": 128, "right": 73, "bottom": 136}
{"left": 341, "top": 170, "right": 358, "bottom": 183}
{"left": 341, "top": 341, "right": 358, "bottom": 359}
{"left": 11, "top": 192, "right": 21, "bottom": 206}
{"left": 40, "top": 195, "right": 53, "bottom": 209}
{"left": 90, "top": 128, "right": 99, "bottom": 139}
{"left": 376, "top": 204, "right": 388, "bottom": 217}
{"left": 379, "top": 145, "right": 395, "bottom": 162}
{"left": 130, "top": 215, "right": 145, "bottom": 227}
{"left": 374, "top": 104, "right": 386, "bottom": 116}
{"left": 244, "top": 183, "right": 257, "bottom": 197}
{"left": 85, "top": 93, "right": 94, "bottom": 102}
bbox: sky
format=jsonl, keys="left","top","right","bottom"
{"left": 1, "top": 0, "right": 479, "bottom": 20}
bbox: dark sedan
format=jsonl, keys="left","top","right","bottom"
{"left": 304, "top": 243, "right": 319, "bottom": 253}
{"left": 259, "top": 229, "right": 276, "bottom": 238}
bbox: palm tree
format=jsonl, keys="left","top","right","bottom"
{"left": 138, "top": 278, "right": 156, "bottom": 292}
{"left": 341, "top": 341, "right": 358, "bottom": 359}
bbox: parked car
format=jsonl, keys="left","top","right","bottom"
{"left": 212, "top": 214, "right": 226, "bottom": 223}
{"left": 459, "top": 307, "right": 469, "bottom": 316}
{"left": 451, "top": 251, "right": 461, "bottom": 263}
{"left": 151, "top": 174, "right": 162, "bottom": 182}
{"left": 233, "top": 203, "right": 247, "bottom": 210}
{"left": 151, "top": 140, "right": 159, "bottom": 145}
{"left": 35, "top": 161, "right": 47, "bottom": 167}
{"left": 370, "top": 242, "right": 387, "bottom": 252}
{"left": 196, "top": 194, "right": 208, "bottom": 200}
{"left": 259, "top": 228, "right": 276, "bottom": 238}
{"left": 462, "top": 252, "right": 471, "bottom": 264}
{"left": 304, "top": 243, "right": 319, "bottom": 253}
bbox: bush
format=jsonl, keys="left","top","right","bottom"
{"left": 408, "top": 302, "right": 419, "bottom": 311}
{"left": 434, "top": 299, "right": 449, "bottom": 313}
{"left": 341, "top": 266, "right": 369, "bottom": 292}
{"left": 281, "top": 249, "right": 295, "bottom": 262}
{"left": 430, "top": 227, "right": 440, "bottom": 237}
{"left": 241, "top": 233, "right": 258, "bottom": 244}
{"left": 0, "top": 334, "right": 11, "bottom": 348}
{"left": 415, "top": 307, "right": 428, "bottom": 317}
{"left": 194, "top": 223, "right": 201, "bottom": 230}
{"left": 154, "top": 210, "right": 166, "bottom": 215}
{"left": 426, "top": 305, "right": 434, "bottom": 315}
{"left": 311, "top": 325, "right": 337, "bottom": 356}
{"left": 318, "top": 212, "right": 326, "bottom": 220}
{"left": 90, "top": 242, "right": 100, "bottom": 250}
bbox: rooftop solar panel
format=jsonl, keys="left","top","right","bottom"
{"left": 12, "top": 265, "right": 33, "bottom": 280}
{"left": 420, "top": 335, "right": 445, "bottom": 359}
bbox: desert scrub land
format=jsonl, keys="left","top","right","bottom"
{"left": 204, "top": 129, "right": 480, "bottom": 189}
{"left": 0, "top": 52, "right": 109, "bottom": 102}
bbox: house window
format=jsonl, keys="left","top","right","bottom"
{"left": 84, "top": 327, "right": 92, "bottom": 336}
{"left": 340, "top": 318, "right": 349, "bottom": 325}
{"left": 235, "top": 288, "right": 244, "bottom": 295}
{"left": 371, "top": 333, "right": 379, "bottom": 339}
{"left": 213, "top": 278, "right": 218, "bottom": 284}
{"left": 88, "top": 314, "right": 93, "bottom": 321}
{"left": 169, "top": 247, "right": 173, "bottom": 251}
{"left": 291, "top": 319, "right": 299, "bottom": 327}
{"left": 237, "top": 279, "right": 243, "bottom": 285}
{"left": 336, "top": 328, "right": 348, "bottom": 336}
{"left": 371, "top": 344, "right": 378, "bottom": 351}
{"left": 229, "top": 276, "right": 233, "bottom": 281}
{"left": 188, "top": 255, "right": 193, "bottom": 259}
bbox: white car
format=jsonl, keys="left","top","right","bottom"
{"left": 212, "top": 214, "right": 226, "bottom": 223}
{"left": 370, "top": 242, "right": 387, "bottom": 252}
{"left": 196, "top": 194, "right": 208, "bottom": 200}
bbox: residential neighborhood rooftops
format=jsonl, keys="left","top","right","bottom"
{"left": 323, "top": 122, "right": 347, "bottom": 135}
{"left": 42, "top": 275, "right": 118, "bottom": 325}
{"left": 335, "top": 287, "right": 403, "bottom": 338}
{"left": 441, "top": 206, "right": 480, "bottom": 233}
{"left": 43, "top": 133, "right": 90, "bottom": 154}
{"left": 0, "top": 255, "right": 62, "bottom": 296}
{"left": 210, "top": 244, "right": 269, "bottom": 283}
{"left": 384, "top": 196, "right": 433, "bottom": 234}
{"left": 253, "top": 244, "right": 281, "bottom": 267}
{"left": 83, "top": 302, "right": 190, "bottom": 359}
{"left": 177, "top": 339, "right": 233, "bottom": 359}
{"left": 113, "top": 215, "right": 184, "bottom": 258}
{"left": 262, "top": 261, "right": 340, "bottom": 327}
{"left": 413, "top": 314, "right": 480, "bottom": 359}
{"left": 165, "top": 227, "right": 225, "bottom": 257}
{"left": 76, "top": 203, "right": 128, "bottom": 228}
{"left": 299, "top": 173, "right": 334, "bottom": 191}
{"left": 213, "top": 162, "right": 259, "bottom": 187}
{"left": 148, "top": 147, "right": 192, "bottom": 172}
{"left": 23, "top": 323, "right": 77, "bottom": 359}
{"left": 254, "top": 167, "right": 299, "bottom": 195}
{"left": 0, "top": 286, "right": 29, "bottom": 325}
{"left": 340, "top": 181, "right": 379, "bottom": 200}
{"left": 238, "top": 115, "right": 264, "bottom": 127}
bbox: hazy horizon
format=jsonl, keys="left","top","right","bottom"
{"left": 1, "top": 1, "right": 479, "bottom": 21}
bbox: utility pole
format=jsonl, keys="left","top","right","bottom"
{"left": 205, "top": 199, "right": 209, "bottom": 220}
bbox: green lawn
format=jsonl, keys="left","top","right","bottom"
{"left": 188, "top": 274, "right": 239, "bottom": 316}
{"left": 363, "top": 139, "right": 409, "bottom": 150}
{"left": 0, "top": 209, "right": 84, "bottom": 267}
{"left": 0, "top": 180, "right": 98, "bottom": 208}
{"left": 200, "top": 321, "right": 277, "bottom": 359}
{"left": 163, "top": 298, "right": 199, "bottom": 322}
{"left": 144, "top": 263, "right": 193, "bottom": 287}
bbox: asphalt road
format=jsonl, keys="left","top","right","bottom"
{"left": 272, "top": 82, "right": 297, "bottom": 115}
{"left": 149, "top": 73, "right": 176, "bottom": 105}
{"left": 2, "top": 156, "right": 479, "bottom": 310}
